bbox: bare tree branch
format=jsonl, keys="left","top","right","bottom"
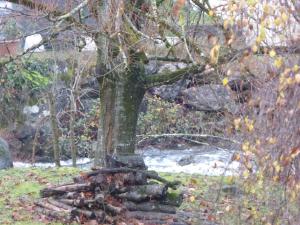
{"left": 144, "top": 64, "right": 205, "bottom": 88}
{"left": 147, "top": 56, "right": 193, "bottom": 63}
{"left": 137, "top": 133, "right": 240, "bottom": 144}
{"left": 56, "top": 0, "right": 90, "bottom": 21}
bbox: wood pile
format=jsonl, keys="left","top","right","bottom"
{"left": 35, "top": 157, "right": 187, "bottom": 225}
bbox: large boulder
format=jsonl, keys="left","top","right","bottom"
{"left": 180, "top": 85, "right": 237, "bottom": 113}
{"left": 0, "top": 137, "right": 13, "bottom": 169}
{"left": 150, "top": 79, "right": 190, "bottom": 101}
{"left": 149, "top": 63, "right": 190, "bottom": 101}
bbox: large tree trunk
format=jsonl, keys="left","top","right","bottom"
{"left": 95, "top": 63, "right": 145, "bottom": 166}
{"left": 93, "top": 0, "right": 147, "bottom": 167}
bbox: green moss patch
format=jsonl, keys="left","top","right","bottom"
{"left": 0, "top": 167, "right": 81, "bottom": 225}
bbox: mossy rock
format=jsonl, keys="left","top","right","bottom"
{"left": 0, "top": 138, "right": 13, "bottom": 169}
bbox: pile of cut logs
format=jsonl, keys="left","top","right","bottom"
{"left": 35, "top": 156, "right": 187, "bottom": 225}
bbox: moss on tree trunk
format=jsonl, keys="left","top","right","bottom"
{"left": 95, "top": 59, "right": 145, "bottom": 166}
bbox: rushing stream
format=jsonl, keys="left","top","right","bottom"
{"left": 13, "top": 146, "right": 239, "bottom": 176}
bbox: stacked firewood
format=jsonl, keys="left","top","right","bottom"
{"left": 35, "top": 158, "right": 186, "bottom": 225}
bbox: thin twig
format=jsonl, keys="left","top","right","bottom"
{"left": 136, "top": 133, "right": 240, "bottom": 144}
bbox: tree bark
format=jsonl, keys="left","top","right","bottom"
{"left": 47, "top": 92, "right": 61, "bottom": 167}
{"left": 95, "top": 61, "right": 145, "bottom": 165}
{"left": 70, "top": 91, "right": 77, "bottom": 167}
{"left": 94, "top": 0, "right": 111, "bottom": 167}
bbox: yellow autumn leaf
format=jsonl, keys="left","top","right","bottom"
{"left": 250, "top": 187, "right": 256, "bottom": 194}
{"left": 274, "top": 57, "right": 283, "bottom": 68}
{"left": 210, "top": 44, "right": 220, "bottom": 65}
{"left": 234, "top": 118, "right": 241, "bottom": 129}
{"left": 222, "top": 77, "right": 229, "bottom": 86}
{"left": 247, "top": 0, "right": 257, "bottom": 7}
{"left": 179, "top": 14, "right": 185, "bottom": 27}
{"left": 263, "top": 4, "right": 270, "bottom": 14}
{"left": 256, "top": 36, "right": 262, "bottom": 44}
{"left": 291, "top": 147, "right": 300, "bottom": 159}
{"left": 189, "top": 196, "right": 195, "bottom": 202}
{"left": 243, "top": 170, "right": 249, "bottom": 179}
{"left": 223, "top": 19, "right": 229, "bottom": 30}
{"left": 259, "top": 25, "right": 266, "bottom": 41}
{"left": 232, "top": 153, "right": 241, "bottom": 161}
{"left": 273, "top": 161, "right": 281, "bottom": 173}
{"left": 269, "top": 49, "right": 276, "bottom": 58}
{"left": 273, "top": 175, "right": 279, "bottom": 182}
{"left": 286, "top": 77, "right": 293, "bottom": 85}
{"left": 208, "top": 10, "right": 214, "bottom": 17}
{"left": 242, "top": 141, "right": 250, "bottom": 151}
{"left": 268, "top": 137, "right": 277, "bottom": 144}
{"left": 274, "top": 17, "right": 282, "bottom": 26}
{"left": 255, "top": 139, "right": 261, "bottom": 146}
{"left": 247, "top": 124, "right": 254, "bottom": 132}
{"left": 293, "top": 64, "right": 299, "bottom": 72}
{"left": 225, "top": 205, "right": 232, "bottom": 212}
{"left": 281, "top": 12, "right": 288, "bottom": 22}
{"left": 290, "top": 191, "right": 296, "bottom": 201}
{"left": 252, "top": 45, "right": 258, "bottom": 52}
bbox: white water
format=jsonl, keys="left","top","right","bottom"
{"left": 13, "top": 147, "right": 239, "bottom": 176}
{"left": 13, "top": 157, "right": 91, "bottom": 169}
{"left": 140, "top": 147, "right": 239, "bottom": 176}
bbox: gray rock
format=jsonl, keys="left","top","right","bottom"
{"left": 158, "top": 63, "right": 187, "bottom": 74}
{"left": 81, "top": 99, "right": 99, "bottom": 113}
{"left": 106, "top": 154, "right": 147, "bottom": 170}
{"left": 15, "top": 124, "right": 35, "bottom": 141}
{"left": 178, "top": 155, "right": 195, "bottom": 166}
{"left": 12, "top": 122, "right": 52, "bottom": 160}
{"left": 151, "top": 79, "right": 190, "bottom": 101}
{"left": 180, "top": 85, "right": 237, "bottom": 113}
{"left": 0, "top": 137, "right": 13, "bottom": 169}
{"left": 23, "top": 105, "right": 40, "bottom": 115}
{"left": 145, "top": 60, "right": 159, "bottom": 75}
{"left": 221, "top": 185, "right": 240, "bottom": 195}
{"left": 149, "top": 63, "right": 190, "bottom": 101}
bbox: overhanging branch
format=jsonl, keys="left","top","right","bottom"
{"left": 148, "top": 56, "right": 193, "bottom": 64}
{"left": 56, "top": 0, "right": 90, "bottom": 21}
{"left": 191, "top": 0, "right": 210, "bottom": 14}
{"left": 144, "top": 64, "right": 206, "bottom": 88}
{"left": 137, "top": 133, "right": 240, "bottom": 144}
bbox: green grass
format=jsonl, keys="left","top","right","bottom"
{"left": 1, "top": 167, "right": 285, "bottom": 225}
{"left": 0, "top": 167, "right": 81, "bottom": 225}
{"left": 0, "top": 168, "right": 223, "bottom": 225}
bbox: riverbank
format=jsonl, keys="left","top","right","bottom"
{"left": 13, "top": 146, "right": 240, "bottom": 176}
{"left": 1, "top": 166, "right": 293, "bottom": 225}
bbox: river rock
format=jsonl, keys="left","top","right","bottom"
{"left": 178, "top": 155, "right": 195, "bottom": 166}
{"left": 151, "top": 79, "right": 190, "bottom": 101}
{"left": 0, "top": 137, "right": 13, "bottom": 169}
{"left": 180, "top": 85, "right": 237, "bottom": 112}
{"left": 221, "top": 185, "right": 240, "bottom": 195}
{"left": 149, "top": 63, "right": 190, "bottom": 101}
